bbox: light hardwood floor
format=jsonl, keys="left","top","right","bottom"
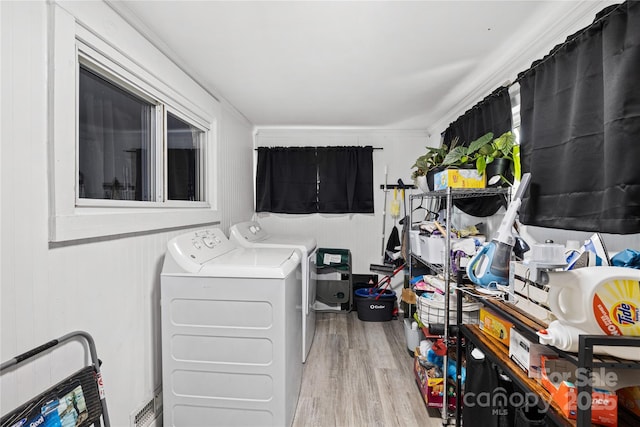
{"left": 292, "top": 312, "right": 444, "bottom": 427}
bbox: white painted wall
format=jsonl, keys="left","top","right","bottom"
{"left": 218, "top": 106, "right": 256, "bottom": 230}
{"left": 254, "top": 129, "right": 433, "bottom": 296}
{"left": 0, "top": 2, "right": 254, "bottom": 426}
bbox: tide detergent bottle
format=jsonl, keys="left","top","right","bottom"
{"left": 538, "top": 266, "right": 640, "bottom": 361}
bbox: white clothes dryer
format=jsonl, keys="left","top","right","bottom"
{"left": 229, "top": 221, "right": 317, "bottom": 363}
{"left": 161, "top": 228, "right": 302, "bottom": 427}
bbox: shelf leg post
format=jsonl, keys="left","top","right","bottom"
{"left": 455, "top": 288, "right": 463, "bottom": 427}
{"left": 577, "top": 335, "right": 593, "bottom": 427}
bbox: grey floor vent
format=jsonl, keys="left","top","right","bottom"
{"left": 132, "top": 389, "right": 162, "bottom": 427}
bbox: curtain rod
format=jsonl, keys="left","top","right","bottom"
{"left": 254, "top": 147, "right": 383, "bottom": 150}
{"left": 512, "top": 2, "right": 623, "bottom": 85}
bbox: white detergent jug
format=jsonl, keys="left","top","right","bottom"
{"left": 538, "top": 320, "right": 640, "bottom": 361}
{"left": 542, "top": 266, "right": 640, "bottom": 360}
{"left": 546, "top": 267, "right": 640, "bottom": 336}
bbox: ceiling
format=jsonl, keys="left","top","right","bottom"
{"left": 108, "top": 1, "right": 611, "bottom": 130}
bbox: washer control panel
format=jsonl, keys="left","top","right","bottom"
{"left": 168, "top": 228, "right": 236, "bottom": 271}
{"left": 234, "top": 221, "right": 268, "bottom": 242}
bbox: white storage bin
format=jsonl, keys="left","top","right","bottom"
{"left": 409, "top": 231, "right": 450, "bottom": 264}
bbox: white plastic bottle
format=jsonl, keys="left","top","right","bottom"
{"left": 538, "top": 320, "right": 640, "bottom": 361}
{"left": 546, "top": 266, "right": 640, "bottom": 335}
{"left": 542, "top": 266, "right": 640, "bottom": 360}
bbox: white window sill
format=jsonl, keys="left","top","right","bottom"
{"left": 50, "top": 208, "right": 220, "bottom": 242}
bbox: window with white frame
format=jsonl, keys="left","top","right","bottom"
{"left": 77, "top": 59, "right": 207, "bottom": 205}
{"left": 78, "top": 63, "right": 156, "bottom": 202}
{"left": 50, "top": 3, "right": 219, "bottom": 242}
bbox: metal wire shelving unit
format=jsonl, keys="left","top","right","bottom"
{"left": 409, "top": 186, "right": 509, "bottom": 425}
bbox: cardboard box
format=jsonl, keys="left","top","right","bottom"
{"left": 401, "top": 287, "right": 417, "bottom": 305}
{"left": 413, "top": 349, "right": 456, "bottom": 410}
{"left": 508, "top": 327, "right": 556, "bottom": 378}
{"left": 479, "top": 307, "right": 513, "bottom": 346}
{"left": 540, "top": 356, "right": 618, "bottom": 427}
{"left": 433, "top": 168, "right": 486, "bottom": 190}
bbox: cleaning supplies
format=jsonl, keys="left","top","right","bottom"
{"left": 539, "top": 266, "right": 640, "bottom": 360}
{"left": 390, "top": 188, "right": 401, "bottom": 219}
{"left": 546, "top": 266, "right": 640, "bottom": 336}
{"left": 467, "top": 173, "right": 531, "bottom": 290}
{"left": 538, "top": 320, "right": 639, "bottom": 361}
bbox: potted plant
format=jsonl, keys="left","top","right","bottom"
{"left": 411, "top": 140, "right": 454, "bottom": 192}
{"left": 474, "top": 131, "right": 518, "bottom": 186}
{"left": 441, "top": 132, "right": 493, "bottom": 168}
{"left": 441, "top": 131, "right": 519, "bottom": 186}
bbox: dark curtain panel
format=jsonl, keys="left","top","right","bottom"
{"left": 442, "top": 86, "right": 512, "bottom": 148}
{"left": 518, "top": 1, "right": 640, "bottom": 233}
{"left": 442, "top": 86, "right": 513, "bottom": 217}
{"left": 167, "top": 149, "right": 196, "bottom": 201}
{"left": 255, "top": 147, "right": 318, "bottom": 213}
{"left": 317, "top": 146, "right": 374, "bottom": 213}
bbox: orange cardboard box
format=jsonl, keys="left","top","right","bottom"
{"left": 479, "top": 307, "right": 513, "bottom": 346}
{"left": 540, "top": 356, "right": 618, "bottom": 427}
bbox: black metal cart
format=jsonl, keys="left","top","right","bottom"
{"left": 1, "top": 331, "right": 110, "bottom": 427}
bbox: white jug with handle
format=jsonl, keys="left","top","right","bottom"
{"left": 542, "top": 266, "right": 640, "bottom": 360}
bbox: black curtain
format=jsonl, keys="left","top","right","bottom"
{"left": 256, "top": 147, "right": 318, "bottom": 213}
{"left": 167, "top": 149, "right": 196, "bottom": 201}
{"left": 256, "top": 146, "right": 374, "bottom": 214}
{"left": 518, "top": 1, "right": 640, "bottom": 234}
{"left": 443, "top": 86, "right": 512, "bottom": 148}
{"left": 442, "top": 86, "right": 513, "bottom": 217}
{"left": 317, "top": 146, "right": 374, "bottom": 213}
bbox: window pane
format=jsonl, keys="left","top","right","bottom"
{"left": 167, "top": 112, "right": 204, "bottom": 201}
{"left": 78, "top": 65, "right": 155, "bottom": 201}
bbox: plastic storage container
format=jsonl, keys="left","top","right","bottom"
{"left": 404, "top": 318, "right": 426, "bottom": 354}
{"left": 354, "top": 288, "right": 396, "bottom": 321}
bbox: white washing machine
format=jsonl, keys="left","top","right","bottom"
{"left": 161, "top": 228, "right": 302, "bottom": 427}
{"left": 229, "top": 221, "right": 317, "bottom": 363}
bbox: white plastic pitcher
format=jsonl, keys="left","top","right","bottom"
{"left": 543, "top": 266, "right": 640, "bottom": 360}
